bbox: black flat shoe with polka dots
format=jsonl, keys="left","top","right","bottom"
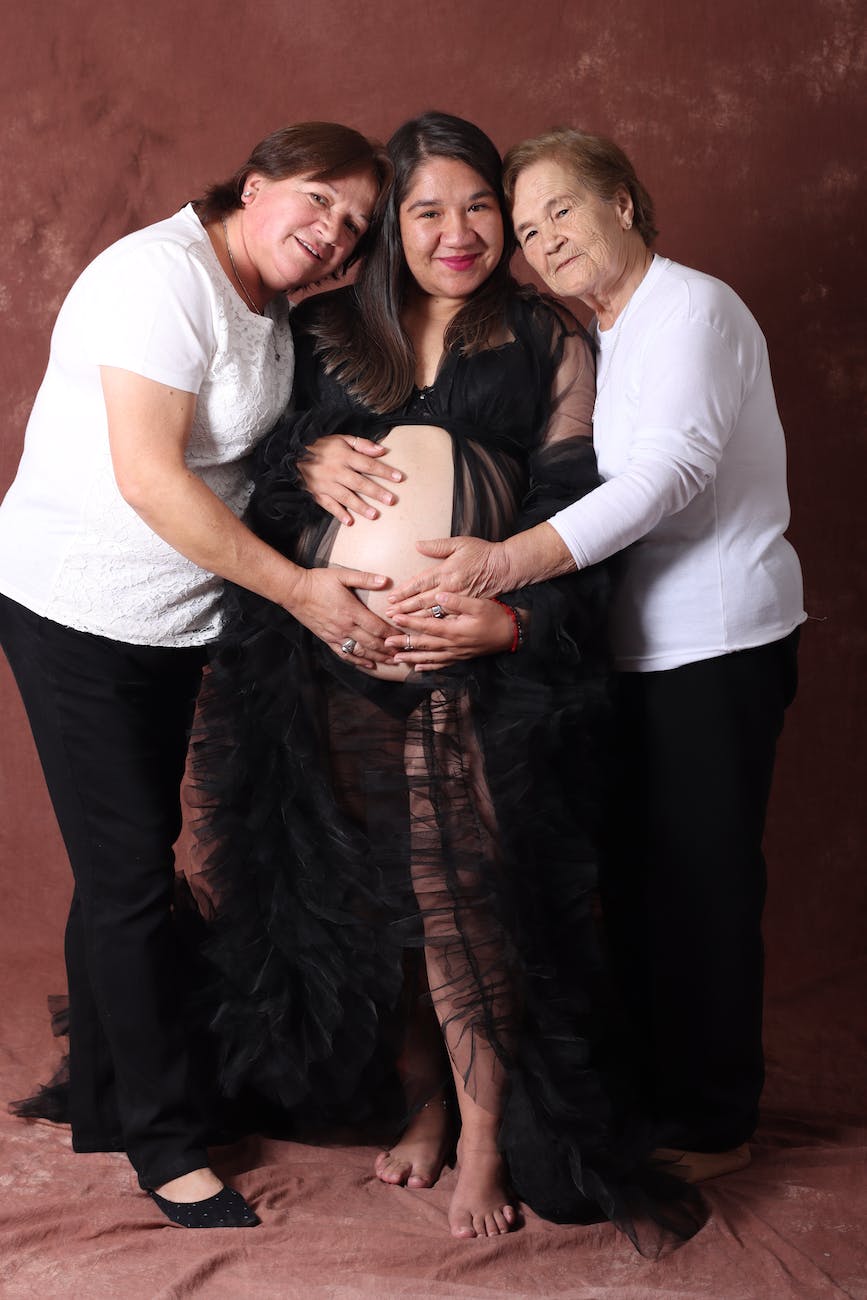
{"left": 147, "top": 1186, "right": 261, "bottom": 1228}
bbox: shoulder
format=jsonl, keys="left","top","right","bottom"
{"left": 290, "top": 284, "right": 359, "bottom": 337}
{"left": 70, "top": 206, "right": 218, "bottom": 316}
{"left": 511, "top": 285, "right": 594, "bottom": 350}
{"left": 643, "top": 257, "right": 762, "bottom": 340}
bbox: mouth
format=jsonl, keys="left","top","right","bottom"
{"left": 437, "top": 254, "right": 480, "bottom": 272}
{"left": 554, "top": 252, "right": 581, "bottom": 275}
{"left": 296, "top": 237, "right": 322, "bottom": 261}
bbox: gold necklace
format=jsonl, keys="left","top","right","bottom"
{"left": 221, "top": 216, "right": 262, "bottom": 315}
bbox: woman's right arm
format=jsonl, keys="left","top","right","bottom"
{"left": 102, "top": 366, "right": 394, "bottom": 664}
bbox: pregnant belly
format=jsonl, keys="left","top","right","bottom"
{"left": 328, "top": 424, "right": 454, "bottom": 681}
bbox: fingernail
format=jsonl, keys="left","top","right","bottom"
{"left": 365, "top": 508, "right": 377, "bottom": 519}
{"left": 383, "top": 493, "right": 395, "bottom": 505}
{"left": 391, "top": 472, "right": 403, "bottom": 482}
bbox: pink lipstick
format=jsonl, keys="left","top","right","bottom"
{"left": 438, "top": 254, "right": 479, "bottom": 271}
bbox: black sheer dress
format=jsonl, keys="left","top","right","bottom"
{"left": 191, "top": 287, "right": 705, "bottom": 1253}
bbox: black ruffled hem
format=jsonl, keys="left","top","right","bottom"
{"left": 185, "top": 566, "right": 705, "bottom": 1253}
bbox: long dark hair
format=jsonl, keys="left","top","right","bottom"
{"left": 302, "top": 111, "right": 517, "bottom": 413}
{"left": 193, "top": 122, "right": 391, "bottom": 270}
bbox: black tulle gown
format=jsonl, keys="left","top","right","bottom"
{"left": 190, "top": 287, "right": 705, "bottom": 1253}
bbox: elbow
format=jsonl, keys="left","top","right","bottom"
{"left": 112, "top": 461, "right": 171, "bottom": 517}
{"left": 114, "top": 468, "right": 151, "bottom": 513}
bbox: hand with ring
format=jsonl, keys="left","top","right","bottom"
{"left": 341, "top": 638, "right": 358, "bottom": 656}
{"left": 385, "top": 593, "right": 516, "bottom": 670}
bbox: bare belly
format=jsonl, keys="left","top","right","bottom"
{"left": 328, "top": 425, "right": 454, "bottom": 681}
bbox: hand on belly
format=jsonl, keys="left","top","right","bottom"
{"left": 327, "top": 425, "right": 455, "bottom": 679}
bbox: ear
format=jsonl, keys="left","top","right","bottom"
{"left": 241, "top": 173, "right": 266, "bottom": 204}
{"left": 613, "top": 185, "right": 635, "bottom": 231}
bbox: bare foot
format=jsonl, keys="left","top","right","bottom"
{"left": 448, "top": 1141, "right": 518, "bottom": 1239}
{"left": 375, "top": 1100, "right": 452, "bottom": 1189}
{"left": 155, "top": 1167, "right": 224, "bottom": 1202}
{"left": 654, "top": 1143, "right": 751, "bottom": 1184}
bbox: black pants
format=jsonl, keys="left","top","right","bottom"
{"left": 0, "top": 594, "right": 209, "bottom": 1189}
{"left": 599, "top": 630, "right": 800, "bottom": 1151}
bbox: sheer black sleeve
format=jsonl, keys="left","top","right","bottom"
{"left": 501, "top": 301, "right": 610, "bottom": 665}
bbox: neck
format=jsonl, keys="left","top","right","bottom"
{"left": 586, "top": 240, "right": 653, "bottom": 331}
{"left": 402, "top": 287, "right": 468, "bottom": 389}
{"left": 404, "top": 284, "right": 467, "bottom": 331}
{"left": 218, "top": 211, "right": 270, "bottom": 312}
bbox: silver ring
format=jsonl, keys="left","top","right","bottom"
{"left": 404, "top": 633, "right": 412, "bottom": 652}
{"left": 350, "top": 436, "right": 358, "bottom": 450}
{"left": 431, "top": 604, "right": 446, "bottom": 619}
{"left": 340, "top": 638, "right": 357, "bottom": 656}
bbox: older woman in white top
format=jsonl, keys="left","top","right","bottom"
{"left": 0, "top": 123, "right": 391, "bottom": 1227}
{"left": 384, "top": 128, "right": 804, "bottom": 1182}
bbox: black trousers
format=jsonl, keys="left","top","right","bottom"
{"left": 599, "top": 630, "right": 800, "bottom": 1151}
{"left": 0, "top": 594, "right": 210, "bottom": 1189}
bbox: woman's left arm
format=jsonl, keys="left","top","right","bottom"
{"left": 390, "top": 314, "right": 744, "bottom": 605}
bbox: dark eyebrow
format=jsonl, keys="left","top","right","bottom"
{"left": 406, "top": 188, "right": 495, "bottom": 212}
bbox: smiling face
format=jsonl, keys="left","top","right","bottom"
{"left": 240, "top": 169, "right": 379, "bottom": 293}
{"left": 397, "top": 156, "right": 505, "bottom": 306}
{"left": 511, "top": 157, "right": 633, "bottom": 307}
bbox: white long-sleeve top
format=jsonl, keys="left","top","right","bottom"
{"left": 549, "top": 256, "right": 805, "bottom": 672}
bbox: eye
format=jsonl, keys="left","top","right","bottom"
{"left": 555, "top": 207, "right": 570, "bottom": 219}
{"left": 523, "top": 229, "right": 537, "bottom": 245}
{"left": 310, "top": 192, "right": 329, "bottom": 207}
{"left": 419, "top": 209, "right": 440, "bottom": 219}
{"left": 345, "top": 220, "right": 360, "bottom": 237}
{"left": 468, "top": 202, "right": 490, "bottom": 213}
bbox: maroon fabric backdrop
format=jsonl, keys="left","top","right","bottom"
{"left": 1, "top": 2, "right": 864, "bottom": 1295}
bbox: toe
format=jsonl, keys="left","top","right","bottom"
{"left": 492, "top": 1208, "right": 510, "bottom": 1234}
{"left": 375, "top": 1153, "right": 410, "bottom": 1185}
{"left": 449, "top": 1209, "right": 477, "bottom": 1238}
{"left": 472, "top": 1212, "right": 489, "bottom": 1238}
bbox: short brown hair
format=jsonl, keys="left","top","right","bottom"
{"left": 194, "top": 122, "right": 391, "bottom": 266}
{"left": 503, "top": 128, "right": 658, "bottom": 247}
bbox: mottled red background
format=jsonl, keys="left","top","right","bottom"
{"left": 0, "top": 2, "right": 864, "bottom": 1294}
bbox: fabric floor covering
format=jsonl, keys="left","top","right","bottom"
{"left": 1, "top": 945, "right": 864, "bottom": 1299}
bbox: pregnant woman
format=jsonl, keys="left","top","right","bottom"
{"left": 194, "top": 112, "right": 703, "bottom": 1250}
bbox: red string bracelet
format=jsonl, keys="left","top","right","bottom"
{"left": 491, "top": 598, "right": 524, "bottom": 654}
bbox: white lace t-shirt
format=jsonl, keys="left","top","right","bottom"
{"left": 0, "top": 205, "right": 294, "bottom": 646}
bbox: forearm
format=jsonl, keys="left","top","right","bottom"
{"left": 498, "top": 522, "right": 578, "bottom": 589}
{"left": 548, "top": 452, "right": 712, "bottom": 569}
{"left": 125, "top": 465, "right": 305, "bottom": 611}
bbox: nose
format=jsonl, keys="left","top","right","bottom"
{"left": 441, "top": 210, "right": 476, "bottom": 247}
{"left": 313, "top": 207, "right": 340, "bottom": 245}
{"left": 541, "top": 219, "right": 564, "bottom": 255}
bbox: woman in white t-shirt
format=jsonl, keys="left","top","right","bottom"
{"left": 381, "top": 128, "right": 805, "bottom": 1185}
{"left": 0, "top": 122, "right": 391, "bottom": 1227}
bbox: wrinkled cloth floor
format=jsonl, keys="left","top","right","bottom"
{"left": 1, "top": 942, "right": 864, "bottom": 1300}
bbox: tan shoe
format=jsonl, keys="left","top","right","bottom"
{"left": 653, "top": 1143, "right": 751, "bottom": 1183}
